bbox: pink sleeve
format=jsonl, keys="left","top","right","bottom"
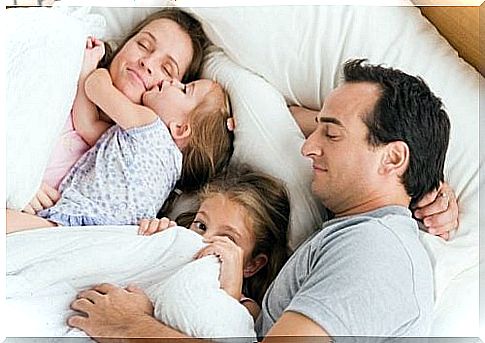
{"left": 42, "top": 113, "right": 90, "bottom": 190}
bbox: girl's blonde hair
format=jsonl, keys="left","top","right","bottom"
{"left": 179, "top": 82, "right": 234, "bottom": 192}
{"left": 176, "top": 165, "right": 291, "bottom": 305}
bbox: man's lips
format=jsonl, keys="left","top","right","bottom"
{"left": 127, "top": 68, "right": 148, "bottom": 90}
{"left": 312, "top": 164, "right": 328, "bottom": 172}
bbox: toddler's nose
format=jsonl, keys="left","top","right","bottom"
{"left": 170, "top": 79, "right": 186, "bottom": 91}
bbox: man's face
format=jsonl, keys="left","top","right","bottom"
{"left": 301, "top": 82, "right": 385, "bottom": 215}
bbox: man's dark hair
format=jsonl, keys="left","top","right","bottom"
{"left": 343, "top": 59, "right": 450, "bottom": 206}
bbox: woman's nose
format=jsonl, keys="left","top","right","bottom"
{"left": 139, "top": 59, "right": 152, "bottom": 75}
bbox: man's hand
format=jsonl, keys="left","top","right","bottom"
{"left": 23, "top": 182, "right": 60, "bottom": 214}
{"left": 68, "top": 283, "right": 154, "bottom": 339}
{"left": 413, "top": 181, "right": 459, "bottom": 240}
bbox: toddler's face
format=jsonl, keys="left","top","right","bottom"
{"left": 142, "top": 79, "right": 215, "bottom": 126}
{"left": 190, "top": 194, "right": 256, "bottom": 265}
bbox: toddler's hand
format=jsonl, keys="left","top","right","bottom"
{"left": 194, "top": 236, "right": 244, "bottom": 300}
{"left": 80, "top": 36, "right": 105, "bottom": 79}
{"left": 23, "top": 182, "right": 60, "bottom": 214}
{"left": 138, "top": 217, "right": 177, "bottom": 236}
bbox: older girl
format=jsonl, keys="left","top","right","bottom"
{"left": 138, "top": 166, "right": 290, "bottom": 319}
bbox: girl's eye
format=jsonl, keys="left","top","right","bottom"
{"left": 137, "top": 42, "right": 148, "bottom": 50}
{"left": 191, "top": 221, "right": 206, "bottom": 232}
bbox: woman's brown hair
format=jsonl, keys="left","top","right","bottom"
{"left": 176, "top": 165, "right": 291, "bottom": 305}
{"left": 99, "top": 8, "right": 209, "bottom": 83}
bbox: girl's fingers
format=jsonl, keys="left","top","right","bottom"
{"left": 30, "top": 197, "right": 43, "bottom": 213}
{"left": 138, "top": 219, "right": 149, "bottom": 235}
{"left": 169, "top": 220, "right": 177, "bottom": 227}
{"left": 146, "top": 219, "right": 160, "bottom": 235}
{"left": 41, "top": 182, "right": 60, "bottom": 202}
{"left": 23, "top": 204, "right": 35, "bottom": 215}
{"left": 37, "top": 190, "right": 55, "bottom": 209}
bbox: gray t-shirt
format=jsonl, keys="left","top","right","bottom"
{"left": 256, "top": 206, "right": 433, "bottom": 341}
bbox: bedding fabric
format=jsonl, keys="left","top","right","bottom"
{"left": 6, "top": 226, "right": 256, "bottom": 341}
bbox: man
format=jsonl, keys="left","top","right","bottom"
{"left": 68, "top": 59, "right": 451, "bottom": 341}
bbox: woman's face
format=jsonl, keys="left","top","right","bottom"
{"left": 109, "top": 18, "right": 194, "bottom": 104}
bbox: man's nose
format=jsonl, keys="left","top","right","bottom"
{"left": 301, "top": 131, "right": 321, "bottom": 158}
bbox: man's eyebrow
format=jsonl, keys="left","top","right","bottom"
{"left": 140, "top": 32, "right": 180, "bottom": 76}
{"left": 316, "top": 116, "right": 345, "bottom": 127}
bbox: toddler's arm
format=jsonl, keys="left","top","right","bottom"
{"left": 84, "top": 69, "right": 157, "bottom": 130}
{"left": 72, "top": 37, "right": 112, "bottom": 146}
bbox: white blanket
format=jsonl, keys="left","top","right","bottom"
{"left": 6, "top": 226, "right": 256, "bottom": 341}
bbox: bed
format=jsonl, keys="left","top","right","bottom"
{"left": 5, "top": 1, "right": 481, "bottom": 341}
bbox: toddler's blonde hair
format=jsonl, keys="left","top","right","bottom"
{"left": 179, "top": 82, "right": 234, "bottom": 192}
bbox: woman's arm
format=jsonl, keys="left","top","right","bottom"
{"left": 289, "top": 105, "right": 319, "bottom": 138}
{"left": 84, "top": 69, "right": 157, "bottom": 130}
{"left": 72, "top": 38, "right": 112, "bottom": 147}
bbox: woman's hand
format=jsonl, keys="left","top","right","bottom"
{"left": 22, "top": 182, "right": 60, "bottom": 214}
{"left": 413, "top": 181, "right": 459, "bottom": 240}
{"left": 138, "top": 217, "right": 177, "bottom": 236}
{"left": 80, "top": 37, "right": 105, "bottom": 80}
{"left": 194, "top": 236, "right": 244, "bottom": 301}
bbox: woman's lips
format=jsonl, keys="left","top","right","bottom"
{"left": 127, "top": 68, "right": 148, "bottom": 90}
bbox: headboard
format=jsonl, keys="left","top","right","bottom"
{"left": 413, "top": 1, "right": 484, "bottom": 76}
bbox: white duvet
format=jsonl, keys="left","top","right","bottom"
{"left": 6, "top": 226, "right": 256, "bottom": 341}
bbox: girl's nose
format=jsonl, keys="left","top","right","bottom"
{"left": 170, "top": 79, "right": 186, "bottom": 91}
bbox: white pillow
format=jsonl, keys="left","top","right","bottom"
{"left": 6, "top": 7, "right": 106, "bottom": 210}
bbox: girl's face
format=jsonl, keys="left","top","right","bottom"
{"left": 142, "top": 79, "right": 215, "bottom": 127}
{"left": 190, "top": 194, "right": 256, "bottom": 265}
{"left": 109, "top": 18, "right": 194, "bottom": 105}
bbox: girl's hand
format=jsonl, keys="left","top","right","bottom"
{"left": 413, "top": 181, "right": 459, "bottom": 240}
{"left": 194, "top": 236, "right": 244, "bottom": 300}
{"left": 138, "top": 217, "right": 177, "bottom": 236}
{"left": 80, "top": 37, "right": 105, "bottom": 80}
{"left": 23, "top": 182, "right": 60, "bottom": 214}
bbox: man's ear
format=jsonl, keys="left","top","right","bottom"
{"left": 379, "top": 141, "right": 409, "bottom": 176}
{"left": 243, "top": 253, "right": 268, "bottom": 278}
{"left": 168, "top": 122, "right": 191, "bottom": 148}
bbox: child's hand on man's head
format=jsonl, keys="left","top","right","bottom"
{"left": 138, "top": 217, "right": 177, "bottom": 236}
{"left": 80, "top": 36, "right": 106, "bottom": 79}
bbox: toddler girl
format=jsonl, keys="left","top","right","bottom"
{"left": 6, "top": 39, "right": 234, "bottom": 233}
{"left": 138, "top": 166, "right": 291, "bottom": 319}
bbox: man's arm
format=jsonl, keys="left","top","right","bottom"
{"left": 68, "top": 284, "right": 198, "bottom": 343}
{"left": 84, "top": 69, "right": 157, "bottom": 131}
{"left": 262, "top": 311, "right": 332, "bottom": 343}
